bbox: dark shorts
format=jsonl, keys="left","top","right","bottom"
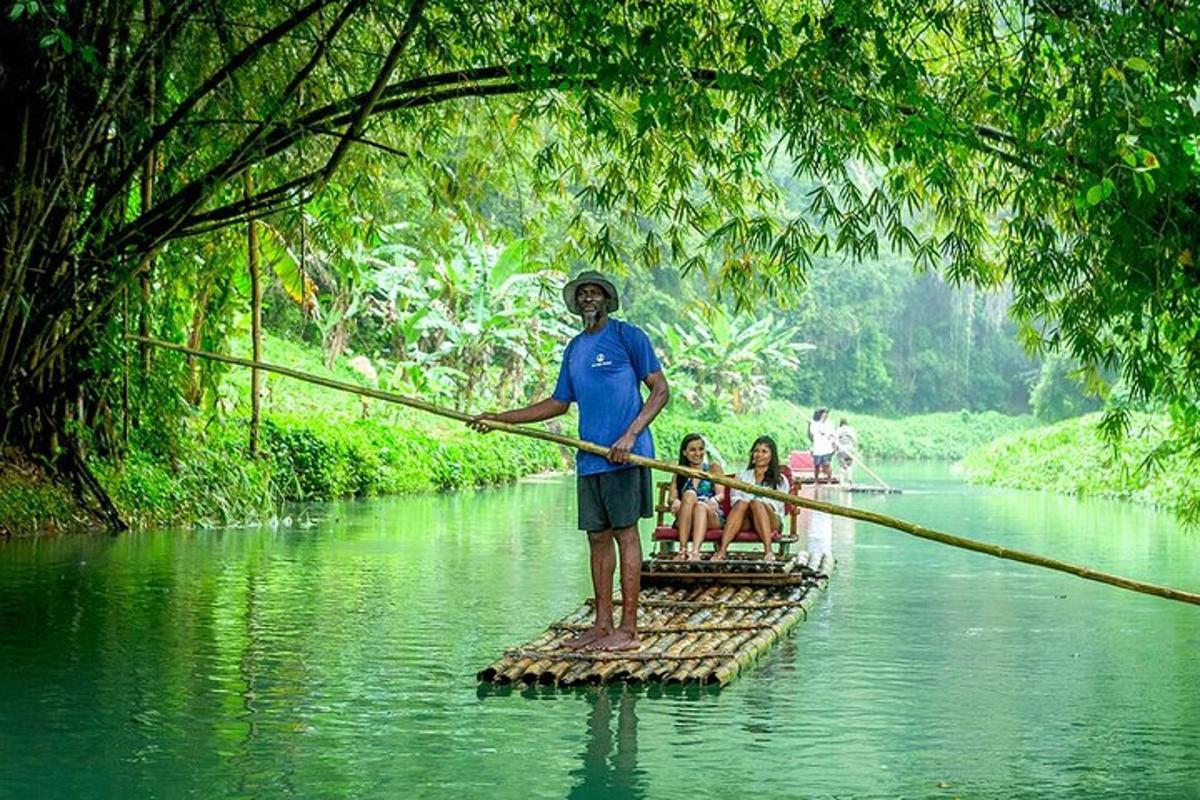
{"left": 813, "top": 453, "right": 833, "bottom": 467}
{"left": 577, "top": 467, "right": 654, "bottom": 532}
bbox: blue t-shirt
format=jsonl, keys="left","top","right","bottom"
{"left": 551, "top": 319, "right": 662, "bottom": 476}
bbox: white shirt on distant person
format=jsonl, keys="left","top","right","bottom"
{"left": 810, "top": 419, "right": 836, "bottom": 457}
{"left": 836, "top": 424, "right": 858, "bottom": 457}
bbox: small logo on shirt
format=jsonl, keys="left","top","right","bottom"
{"left": 592, "top": 352, "right": 613, "bottom": 368}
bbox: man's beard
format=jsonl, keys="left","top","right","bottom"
{"left": 580, "top": 302, "right": 606, "bottom": 328}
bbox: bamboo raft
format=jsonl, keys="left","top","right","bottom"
{"left": 793, "top": 475, "right": 841, "bottom": 485}
{"left": 477, "top": 551, "right": 833, "bottom": 687}
{"left": 843, "top": 484, "right": 902, "bottom": 494}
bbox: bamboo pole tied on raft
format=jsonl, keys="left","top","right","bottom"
{"left": 129, "top": 335, "right": 1200, "bottom": 609}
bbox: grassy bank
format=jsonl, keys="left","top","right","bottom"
{"left": 1, "top": 334, "right": 566, "bottom": 535}
{"left": 655, "top": 402, "right": 1034, "bottom": 467}
{"left": 960, "top": 413, "right": 1199, "bottom": 515}
{"left": 1, "top": 332, "right": 1033, "bottom": 535}
{"left": 0, "top": 455, "right": 93, "bottom": 536}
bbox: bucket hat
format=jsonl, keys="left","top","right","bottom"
{"left": 562, "top": 270, "right": 620, "bottom": 314}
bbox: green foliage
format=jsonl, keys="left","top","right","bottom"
{"left": 1030, "top": 354, "right": 1104, "bottom": 423}
{"left": 0, "top": 460, "right": 85, "bottom": 536}
{"left": 92, "top": 424, "right": 275, "bottom": 529}
{"left": 9, "top": 0, "right": 1200, "bottom": 523}
{"left": 260, "top": 415, "right": 562, "bottom": 501}
{"left": 649, "top": 305, "right": 810, "bottom": 414}
{"left": 961, "top": 414, "right": 1200, "bottom": 519}
{"left": 855, "top": 410, "right": 1038, "bottom": 461}
{"left": 657, "top": 400, "right": 1034, "bottom": 465}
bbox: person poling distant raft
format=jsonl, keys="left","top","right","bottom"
{"left": 129, "top": 335, "right": 1200, "bottom": 610}
{"left": 835, "top": 417, "right": 858, "bottom": 487}
{"left": 470, "top": 270, "right": 670, "bottom": 651}
{"left": 808, "top": 408, "right": 836, "bottom": 484}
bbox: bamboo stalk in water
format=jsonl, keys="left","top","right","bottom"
{"left": 478, "top": 604, "right": 593, "bottom": 682}
{"left": 668, "top": 592, "right": 758, "bottom": 683}
{"left": 132, "top": 335, "right": 1200, "bottom": 609}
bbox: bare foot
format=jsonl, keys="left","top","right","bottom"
{"left": 763, "top": 550, "right": 776, "bottom": 563}
{"left": 711, "top": 549, "right": 727, "bottom": 562}
{"left": 562, "top": 624, "right": 613, "bottom": 650}
{"left": 673, "top": 549, "right": 688, "bottom": 561}
{"left": 594, "top": 629, "right": 641, "bottom": 651}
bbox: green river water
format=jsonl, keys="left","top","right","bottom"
{"left": 1, "top": 463, "right": 1198, "bottom": 799}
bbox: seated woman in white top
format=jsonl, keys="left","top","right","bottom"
{"left": 713, "top": 435, "right": 790, "bottom": 563}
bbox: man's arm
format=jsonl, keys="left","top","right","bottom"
{"left": 467, "top": 397, "right": 569, "bottom": 433}
{"left": 608, "top": 370, "right": 670, "bottom": 462}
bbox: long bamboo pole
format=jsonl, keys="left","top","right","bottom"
{"left": 129, "top": 335, "right": 1200, "bottom": 608}
{"left": 852, "top": 455, "right": 892, "bottom": 491}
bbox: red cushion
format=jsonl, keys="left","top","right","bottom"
{"left": 779, "top": 465, "right": 795, "bottom": 515}
{"left": 653, "top": 525, "right": 782, "bottom": 543}
{"left": 789, "top": 450, "right": 814, "bottom": 472}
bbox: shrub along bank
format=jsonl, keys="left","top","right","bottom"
{"left": 1, "top": 415, "right": 566, "bottom": 535}
{"left": 0, "top": 331, "right": 1033, "bottom": 535}
{"left": 960, "top": 413, "right": 1198, "bottom": 515}
{"left": 655, "top": 402, "right": 1034, "bottom": 467}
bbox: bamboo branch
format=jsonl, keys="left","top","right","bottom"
{"left": 112, "top": 0, "right": 367, "bottom": 256}
{"left": 309, "top": 0, "right": 427, "bottom": 193}
{"left": 129, "top": 335, "right": 1200, "bottom": 608}
{"left": 104, "top": 60, "right": 1046, "bottom": 260}
{"left": 87, "top": 0, "right": 342, "bottom": 236}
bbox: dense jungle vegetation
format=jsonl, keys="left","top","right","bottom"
{"left": 2, "top": 0, "right": 1198, "bottom": 529}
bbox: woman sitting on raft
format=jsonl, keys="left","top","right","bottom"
{"left": 669, "top": 433, "right": 726, "bottom": 561}
{"left": 713, "top": 435, "right": 790, "bottom": 563}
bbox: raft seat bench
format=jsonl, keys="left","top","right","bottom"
{"left": 652, "top": 466, "right": 802, "bottom": 558}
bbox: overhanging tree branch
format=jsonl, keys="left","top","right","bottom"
{"left": 84, "top": 0, "right": 344, "bottom": 239}
{"left": 310, "top": 0, "right": 427, "bottom": 193}
{"left": 104, "top": 0, "right": 368, "bottom": 258}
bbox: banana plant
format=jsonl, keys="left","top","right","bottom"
{"left": 651, "top": 304, "right": 814, "bottom": 413}
{"left": 365, "top": 224, "right": 573, "bottom": 410}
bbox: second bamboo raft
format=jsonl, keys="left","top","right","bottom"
{"left": 477, "top": 550, "right": 833, "bottom": 687}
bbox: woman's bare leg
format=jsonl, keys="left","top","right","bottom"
{"left": 713, "top": 501, "right": 749, "bottom": 560}
{"left": 686, "top": 502, "right": 705, "bottom": 559}
{"left": 749, "top": 500, "right": 780, "bottom": 561}
{"left": 674, "top": 490, "right": 698, "bottom": 558}
{"left": 688, "top": 500, "right": 718, "bottom": 559}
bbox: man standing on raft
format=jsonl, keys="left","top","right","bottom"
{"left": 470, "top": 270, "right": 669, "bottom": 651}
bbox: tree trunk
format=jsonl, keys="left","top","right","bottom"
{"left": 138, "top": 0, "right": 157, "bottom": 380}
{"left": 184, "top": 288, "right": 211, "bottom": 406}
{"left": 246, "top": 170, "right": 263, "bottom": 456}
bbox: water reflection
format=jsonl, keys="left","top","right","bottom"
{"left": 796, "top": 485, "right": 841, "bottom": 559}
{"left": 568, "top": 689, "right": 646, "bottom": 800}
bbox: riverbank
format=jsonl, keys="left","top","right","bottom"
{"left": 0, "top": 333, "right": 1033, "bottom": 536}
{"left": 960, "top": 412, "right": 1199, "bottom": 517}
{"left": 655, "top": 403, "right": 1034, "bottom": 467}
